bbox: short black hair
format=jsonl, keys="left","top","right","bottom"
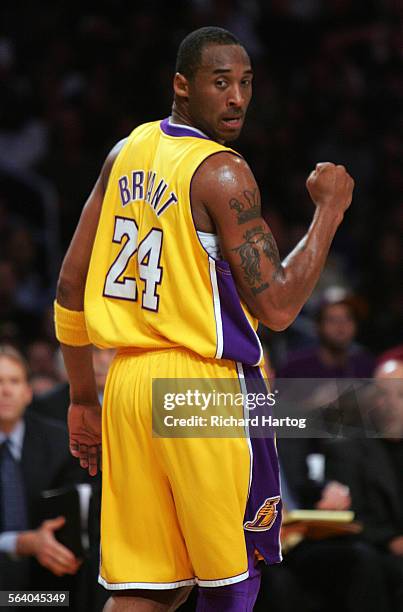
{"left": 0, "top": 344, "right": 30, "bottom": 381}
{"left": 176, "top": 26, "right": 243, "bottom": 79}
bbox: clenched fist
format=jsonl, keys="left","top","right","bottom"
{"left": 306, "top": 162, "right": 354, "bottom": 216}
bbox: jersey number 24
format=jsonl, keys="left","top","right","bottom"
{"left": 103, "top": 216, "right": 163, "bottom": 312}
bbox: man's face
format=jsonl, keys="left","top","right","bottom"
{"left": 0, "top": 357, "right": 32, "bottom": 430}
{"left": 184, "top": 44, "right": 253, "bottom": 143}
{"left": 318, "top": 303, "right": 356, "bottom": 351}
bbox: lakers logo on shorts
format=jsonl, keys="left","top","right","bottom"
{"left": 244, "top": 496, "right": 281, "bottom": 531}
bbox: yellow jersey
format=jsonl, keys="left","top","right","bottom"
{"left": 85, "top": 118, "right": 263, "bottom": 366}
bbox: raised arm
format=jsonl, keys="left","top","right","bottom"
{"left": 191, "top": 154, "right": 354, "bottom": 330}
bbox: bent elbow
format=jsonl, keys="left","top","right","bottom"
{"left": 260, "top": 307, "right": 298, "bottom": 332}
{"left": 267, "top": 316, "right": 291, "bottom": 332}
{"left": 268, "top": 320, "right": 289, "bottom": 332}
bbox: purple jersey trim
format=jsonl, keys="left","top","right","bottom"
{"left": 242, "top": 364, "right": 282, "bottom": 565}
{"left": 160, "top": 117, "right": 261, "bottom": 366}
{"left": 160, "top": 117, "right": 211, "bottom": 140}
{"left": 215, "top": 260, "right": 262, "bottom": 366}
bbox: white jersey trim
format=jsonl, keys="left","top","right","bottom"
{"left": 249, "top": 324, "right": 263, "bottom": 366}
{"left": 197, "top": 230, "right": 221, "bottom": 260}
{"left": 236, "top": 362, "right": 254, "bottom": 496}
{"left": 98, "top": 575, "right": 196, "bottom": 590}
{"left": 168, "top": 116, "right": 209, "bottom": 139}
{"left": 98, "top": 569, "right": 249, "bottom": 590}
{"left": 209, "top": 257, "right": 223, "bottom": 359}
{"left": 197, "top": 569, "right": 249, "bottom": 587}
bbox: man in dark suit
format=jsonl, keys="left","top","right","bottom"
{"left": 0, "top": 345, "right": 83, "bottom": 594}
{"left": 326, "top": 354, "right": 403, "bottom": 609}
{"left": 253, "top": 434, "right": 389, "bottom": 612}
{"left": 255, "top": 293, "right": 388, "bottom": 610}
{"left": 277, "top": 289, "right": 375, "bottom": 379}
{"left": 30, "top": 346, "right": 115, "bottom": 611}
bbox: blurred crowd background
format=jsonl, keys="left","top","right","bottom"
{"left": 0, "top": 1, "right": 403, "bottom": 610}
{"left": 1, "top": 0, "right": 402, "bottom": 376}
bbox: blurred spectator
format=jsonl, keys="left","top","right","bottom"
{"left": 376, "top": 344, "right": 403, "bottom": 368}
{"left": 277, "top": 287, "right": 375, "bottom": 378}
{"left": 0, "top": 85, "right": 48, "bottom": 170}
{"left": 93, "top": 347, "right": 115, "bottom": 404}
{"left": 5, "top": 227, "right": 51, "bottom": 315}
{"left": 0, "top": 1, "right": 401, "bottom": 605}
{"left": 271, "top": 284, "right": 376, "bottom": 572}
{"left": 27, "top": 340, "right": 59, "bottom": 380}
{"left": 326, "top": 352, "right": 403, "bottom": 608}
{"left": 31, "top": 346, "right": 115, "bottom": 422}
{"left": 254, "top": 439, "right": 389, "bottom": 612}
{"left": 261, "top": 283, "right": 388, "bottom": 609}
{"left": 30, "top": 374, "right": 60, "bottom": 398}
{"left": 30, "top": 346, "right": 115, "bottom": 611}
{"left": 0, "top": 260, "right": 40, "bottom": 346}
{"left": 0, "top": 345, "right": 83, "bottom": 596}
{"left": 0, "top": 0, "right": 400, "bottom": 357}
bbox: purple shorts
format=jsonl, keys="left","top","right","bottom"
{"left": 196, "top": 549, "right": 262, "bottom": 612}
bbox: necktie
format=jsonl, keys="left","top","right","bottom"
{"left": 0, "top": 440, "right": 29, "bottom": 531}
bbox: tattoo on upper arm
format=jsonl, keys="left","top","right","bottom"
{"left": 232, "top": 225, "right": 283, "bottom": 293}
{"left": 229, "top": 189, "right": 260, "bottom": 224}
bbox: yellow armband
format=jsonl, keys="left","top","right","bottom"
{"left": 54, "top": 300, "right": 91, "bottom": 346}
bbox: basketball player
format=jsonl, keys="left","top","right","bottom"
{"left": 54, "top": 27, "right": 354, "bottom": 611}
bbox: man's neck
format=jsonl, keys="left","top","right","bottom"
{"left": 171, "top": 102, "right": 193, "bottom": 128}
{"left": 170, "top": 102, "right": 223, "bottom": 143}
{"left": 0, "top": 419, "right": 22, "bottom": 437}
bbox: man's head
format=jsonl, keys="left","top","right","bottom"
{"left": 27, "top": 340, "right": 57, "bottom": 378}
{"left": 315, "top": 289, "right": 358, "bottom": 352}
{"left": 373, "top": 357, "right": 403, "bottom": 438}
{"left": 317, "top": 301, "right": 357, "bottom": 352}
{"left": 0, "top": 345, "right": 32, "bottom": 434}
{"left": 174, "top": 27, "right": 252, "bottom": 143}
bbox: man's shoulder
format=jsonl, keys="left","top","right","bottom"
{"left": 191, "top": 150, "right": 249, "bottom": 205}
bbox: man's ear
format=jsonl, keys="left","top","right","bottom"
{"left": 173, "top": 72, "right": 189, "bottom": 99}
